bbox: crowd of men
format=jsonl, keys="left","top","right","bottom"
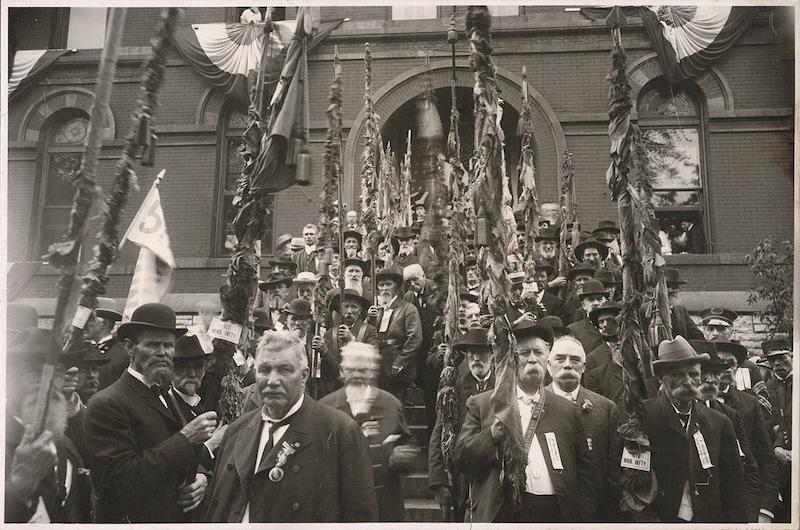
{"left": 4, "top": 212, "right": 794, "bottom": 524}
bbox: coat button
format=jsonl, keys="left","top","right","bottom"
{"left": 227, "top": 464, "right": 233, "bottom": 471}
{"left": 292, "top": 465, "right": 300, "bottom": 473}
{"left": 292, "top": 502, "right": 300, "bottom": 511}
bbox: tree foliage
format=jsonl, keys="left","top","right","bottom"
{"left": 745, "top": 236, "right": 793, "bottom": 337}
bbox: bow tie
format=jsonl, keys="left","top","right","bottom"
{"left": 519, "top": 393, "right": 539, "bottom": 406}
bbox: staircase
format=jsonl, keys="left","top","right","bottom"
{"left": 400, "top": 387, "right": 441, "bottom": 522}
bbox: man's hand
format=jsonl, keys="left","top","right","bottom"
{"left": 62, "top": 366, "right": 79, "bottom": 399}
{"left": 311, "top": 335, "right": 325, "bottom": 352}
{"left": 490, "top": 418, "right": 504, "bottom": 442}
{"left": 367, "top": 305, "right": 380, "bottom": 319}
{"left": 548, "top": 276, "right": 567, "bottom": 289}
{"left": 8, "top": 426, "right": 57, "bottom": 501}
{"left": 774, "top": 446, "right": 791, "bottom": 465}
{"left": 177, "top": 473, "right": 208, "bottom": 513}
{"left": 204, "top": 423, "right": 228, "bottom": 453}
{"left": 757, "top": 513, "right": 773, "bottom": 523}
{"left": 337, "top": 325, "right": 354, "bottom": 343}
{"left": 180, "top": 411, "right": 218, "bottom": 444}
{"left": 433, "top": 485, "right": 454, "bottom": 515}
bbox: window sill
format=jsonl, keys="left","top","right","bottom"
{"left": 664, "top": 253, "right": 747, "bottom": 265}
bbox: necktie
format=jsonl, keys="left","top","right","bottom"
{"left": 259, "top": 416, "right": 293, "bottom": 468}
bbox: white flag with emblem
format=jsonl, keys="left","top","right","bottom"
{"left": 121, "top": 172, "right": 175, "bottom": 320}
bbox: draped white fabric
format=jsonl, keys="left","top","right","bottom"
{"left": 648, "top": 6, "right": 733, "bottom": 61}
{"left": 9, "top": 49, "right": 47, "bottom": 94}
{"left": 192, "top": 21, "right": 296, "bottom": 77}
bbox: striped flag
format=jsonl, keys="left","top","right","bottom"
{"left": 9, "top": 49, "right": 69, "bottom": 99}
{"left": 640, "top": 6, "right": 759, "bottom": 81}
{"left": 121, "top": 173, "right": 175, "bottom": 320}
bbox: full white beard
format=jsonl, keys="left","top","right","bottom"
{"left": 345, "top": 384, "right": 376, "bottom": 416}
{"left": 344, "top": 278, "right": 362, "bottom": 294}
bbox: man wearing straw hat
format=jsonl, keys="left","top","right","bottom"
{"left": 642, "top": 336, "right": 746, "bottom": 522}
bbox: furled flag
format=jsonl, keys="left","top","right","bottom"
{"left": 640, "top": 6, "right": 760, "bottom": 81}
{"left": 9, "top": 49, "right": 70, "bottom": 100}
{"left": 120, "top": 172, "right": 175, "bottom": 320}
{"left": 173, "top": 18, "right": 343, "bottom": 107}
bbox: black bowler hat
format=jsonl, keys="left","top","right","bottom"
{"left": 538, "top": 316, "right": 567, "bottom": 337}
{"left": 375, "top": 269, "right": 403, "bottom": 287}
{"left": 252, "top": 309, "right": 271, "bottom": 332}
{"left": 593, "top": 269, "right": 619, "bottom": 286}
{"left": 579, "top": 279, "right": 608, "bottom": 299}
{"left": 533, "top": 259, "right": 554, "bottom": 274}
{"left": 283, "top": 298, "right": 313, "bottom": 318}
{"left": 593, "top": 220, "right": 620, "bottom": 235}
{"left": 7, "top": 328, "right": 88, "bottom": 367}
{"left": 690, "top": 340, "right": 728, "bottom": 374}
{"left": 328, "top": 289, "right": 371, "bottom": 312}
{"left": 72, "top": 339, "right": 110, "bottom": 368}
{"left": 258, "top": 273, "right": 293, "bottom": 291}
{"left": 762, "top": 338, "right": 791, "bottom": 359}
{"left": 567, "top": 262, "right": 596, "bottom": 281}
{"left": 454, "top": 327, "right": 491, "bottom": 352}
{"left": 116, "top": 303, "right": 187, "bottom": 341}
{"left": 343, "top": 257, "right": 370, "bottom": 275}
{"left": 574, "top": 239, "right": 609, "bottom": 262}
{"left": 714, "top": 340, "right": 748, "bottom": 366}
{"left": 95, "top": 297, "right": 123, "bottom": 323}
{"left": 513, "top": 321, "right": 554, "bottom": 345}
{"left": 268, "top": 256, "right": 298, "bottom": 273}
{"left": 174, "top": 334, "right": 207, "bottom": 362}
{"left": 343, "top": 230, "right": 363, "bottom": 245}
{"left": 7, "top": 303, "right": 39, "bottom": 336}
{"left": 534, "top": 227, "right": 559, "bottom": 242}
{"left": 589, "top": 301, "right": 622, "bottom": 327}
{"left": 392, "top": 226, "right": 415, "bottom": 242}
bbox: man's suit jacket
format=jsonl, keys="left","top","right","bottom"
{"left": 454, "top": 388, "right": 597, "bottom": 522}
{"left": 585, "top": 360, "right": 624, "bottom": 408}
{"left": 639, "top": 303, "right": 704, "bottom": 342}
{"left": 540, "top": 291, "right": 565, "bottom": 320}
{"left": 166, "top": 388, "right": 215, "bottom": 473}
{"left": 428, "top": 371, "right": 495, "bottom": 507}
{"left": 546, "top": 384, "right": 623, "bottom": 521}
{"left": 393, "top": 253, "right": 419, "bottom": 269}
{"left": 585, "top": 341, "right": 613, "bottom": 374}
{"left": 202, "top": 396, "right": 378, "bottom": 522}
{"left": 642, "top": 393, "right": 746, "bottom": 522}
{"left": 766, "top": 374, "right": 792, "bottom": 447}
{"left": 85, "top": 371, "right": 200, "bottom": 522}
{"left": 567, "top": 317, "right": 604, "bottom": 355}
{"left": 403, "top": 280, "right": 437, "bottom": 360}
{"left": 97, "top": 342, "right": 129, "bottom": 390}
{"left": 320, "top": 387, "right": 412, "bottom": 522}
{"left": 292, "top": 248, "right": 318, "bottom": 273}
{"left": 373, "top": 296, "right": 422, "bottom": 382}
{"left": 5, "top": 415, "right": 92, "bottom": 523}
{"left": 718, "top": 387, "right": 779, "bottom": 518}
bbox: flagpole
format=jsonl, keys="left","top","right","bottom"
{"left": 333, "top": 47, "right": 346, "bottom": 319}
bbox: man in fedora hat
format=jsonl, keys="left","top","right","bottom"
{"left": 339, "top": 256, "right": 372, "bottom": 299}
{"left": 284, "top": 298, "right": 330, "bottom": 399}
{"left": 292, "top": 272, "right": 318, "bottom": 305}
{"left": 642, "top": 336, "right": 746, "bottom": 522}
{"left": 545, "top": 336, "right": 622, "bottom": 522}
{"left": 342, "top": 230, "right": 363, "bottom": 259}
{"left": 367, "top": 269, "right": 422, "bottom": 402}
{"left": 693, "top": 340, "right": 778, "bottom": 523}
{"left": 429, "top": 327, "right": 496, "bottom": 522}
{"left": 84, "top": 303, "right": 220, "bottom": 522}
{"left": 86, "top": 298, "right": 132, "bottom": 391}
{"left": 531, "top": 260, "right": 566, "bottom": 319}
{"left": 561, "top": 262, "right": 596, "bottom": 324}
{"left": 269, "top": 255, "right": 299, "bottom": 279}
{"left": 584, "top": 301, "right": 623, "bottom": 375}
{"left": 321, "top": 341, "right": 415, "bottom": 521}
{"left": 574, "top": 239, "right": 608, "bottom": 271}
{"left": 715, "top": 341, "right": 769, "bottom": 411}
{"left": 763, "top": 339, "right": 792, "bottom": 522}
{"left": 274, "top": 233, "right": 294, "bottom": 259}
{"left": 534, "top": 227, "right": 560, "bottom": 273}
{"left": 202, "top": 331, "right": 378, "bottom": 522}
{"left": 455, "top": 321, "right": 597, "bottom": 522}
{"left": 592, "top": 221, "right": 622, "bottom": 271}
{"left": 702, "top": 308, "right": 765, "bottom": 396}
{"left": 5, "top": 328, "right": 93, "bottom": 523}
{"left": 74, "top": 340, "right": 111, "bottom": 404}
{"left": 567, "top": 279, "right": 609, "bottom": 355}
{"left": 392, "top": 227, "right": 419, "bottom": 269}
{"left": 255, "top": 273, "right": 293, "bottom": 330}
{"left": 640, "top": 268, "right": 704, "bottom": 342}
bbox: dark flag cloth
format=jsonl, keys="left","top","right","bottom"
{"left": 172, "top": 18, "right": 342, "bottom": 107}
{"left": 9, "top": 49, "right": 70, "bottom": 100}
{"left": 640, "top": 6, "right": 760, "bottom": 81}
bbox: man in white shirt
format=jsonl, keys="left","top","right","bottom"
{"left": 454, "top": 321, "right": 597, "bottom": 522}
{"left": 202, "top": 331, "right": 377, "bottom": 522}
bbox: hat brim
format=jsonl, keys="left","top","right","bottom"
{"left": 76, "top": 356, "right": 112, "bottom": 367}
{"left": 653, "top": 353, "right": 710, "bottom": 373}
{"left": 258, "top": 278, "right": 293, "bottom": 291}
{"left": 765, "top": 350, "right": 792, "bottom": 360}
{"left": 375, "top": 271, "right": 403, "bottom": 286}
{"left": 453, "top": 342, "right": 492, "bottom": 353}
{"left": 574, "top": 241, "right": 610, "bottom": 261}
{"left": 568, "top": 268, "right": 595, "bottom": 281}
{"left": 95, "top": 309, "right": 123, "bottom": 322}
{"left": 116, "top": 322, "right": 188, "bottom": 341}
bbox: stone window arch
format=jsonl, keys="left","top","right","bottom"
{"left": 18, "top": 88, "right": 114, "bottom": 142}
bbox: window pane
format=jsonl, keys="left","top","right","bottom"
{"left": 46, "top": 154, "right": 81, "bottom": 205}
{"left": 656, "top": 212, "right": 707, "bottom": 255}
{"left": 641, "top": 128, "right": 701, "bottom": 189}
{"left": 652, "top": 190, "right": 700, "bottom": 207}
{"left": 638, "top": 85, "right": 697, "bottom": 118}
{"left": 226, "top": 139, "right": 242, "bottom": 180}
{"left": 489, "top": 6, "right": 519, "bottom": 16}
{"left": 53, "top": 117, "right": 89, "bottom": 144}
{"left": 67, "top": 8, "right": 107, "bottom": 49}
{"left": 228, "top": 111, "right": 249, "bottom": 129}
{"left": 391, "top": 6, "right": 436, "bottom": 20}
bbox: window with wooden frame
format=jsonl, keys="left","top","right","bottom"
{"left": 637, "top": 79, "right": 711, "bottom": 254}
{"left": 32, "top": 109, "right": 90, "bottom": 259}
{"left": 215, "top": 105, "right": 275, "bottom": 257}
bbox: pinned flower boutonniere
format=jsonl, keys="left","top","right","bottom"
{"left": 581, "top": 398, "right": 594, "bottom": 413}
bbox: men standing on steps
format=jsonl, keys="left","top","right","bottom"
{"left": 701, "top": 307, "right": 764, "bottom": 396}
{"left": 320, "top": 341, "right": 414, "bottom": 522}
{"left": 85, "top": 303, "right": 219, "bottom": 522}
{"left": 454, "top": 322, "right": 597, "bottom": 522}
{"left": 763, "top": 339, "right": 792, "bottom": 523}
{"left": 428, "top": 328, "right": 495, "bottom": 522}
{"left": 292, "top": 223, "right": 320, "bottom": 273}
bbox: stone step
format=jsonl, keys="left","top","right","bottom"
{"left": 400, "top": 471, "right": 434, "bottom": 499}
{"left": 403, "top": 404, "right": 427, "bottom": 425}
{"left": 404, "top": 497, "right": 442, "bottom": 522}
{"left": 410, "top": 424, "right": 431, "bottom": 447}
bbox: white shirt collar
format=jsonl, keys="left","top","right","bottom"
{"left": 304, "top": 244, "right": 316, "bottom": 255}
{"left": 173, "top": 387, "right": 201, "bottom": 407}
{"left": 383, "top": 295, "right": 398, "bottom": 308}
{"left": 262, "top": 393, "right": 305, "bottom": 423}
{"left": 473, "top": 370, "right": 493, "bottom": 384}
{"left": 516, "top": 385, "right": 541, "bottom": 402}
{"left": 551, "top": 384, "right": 580, "bottom": 402}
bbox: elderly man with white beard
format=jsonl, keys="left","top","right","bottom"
{"left": 320, "top": 341, "right": 414, "bottom": 521}
{"left": 5, "top": 328, "right": 93, "bottom": 523}
{"left": 544, "top": 336, "right": 622, "bottom": 521}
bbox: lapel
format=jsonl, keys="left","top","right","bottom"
{"left": 380, "top": 297, "right": 403, "bottom": 332}
{"left": 254, "top": 397, "right": 314, "bottom": 476}
{"left": 121, "top": 372, "right": 177, "bottom": 425}
{"left": 234, "top": 410, "right": 264, "bottom": 486}
{"left": 659, "top": 392, "right": 689, "bottom": 439}
{"left": 584, "top": 317, "right": 601, "bottom": 338}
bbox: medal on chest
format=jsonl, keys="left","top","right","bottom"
{"left": 269, "top": 441, "right": 299, "bottom": 482}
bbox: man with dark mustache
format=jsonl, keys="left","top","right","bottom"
{"left": 642, "top": 336, "right": 746, "bottom": 522}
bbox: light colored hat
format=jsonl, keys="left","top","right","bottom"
{"left": 290, "top": 237, "right": 305, "bottom": 251}
{"left": 292, "top": 271, "right": 318, "bottom": 285}
{"left": 653, "top": 336, "right": 709, "bottom": 374}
